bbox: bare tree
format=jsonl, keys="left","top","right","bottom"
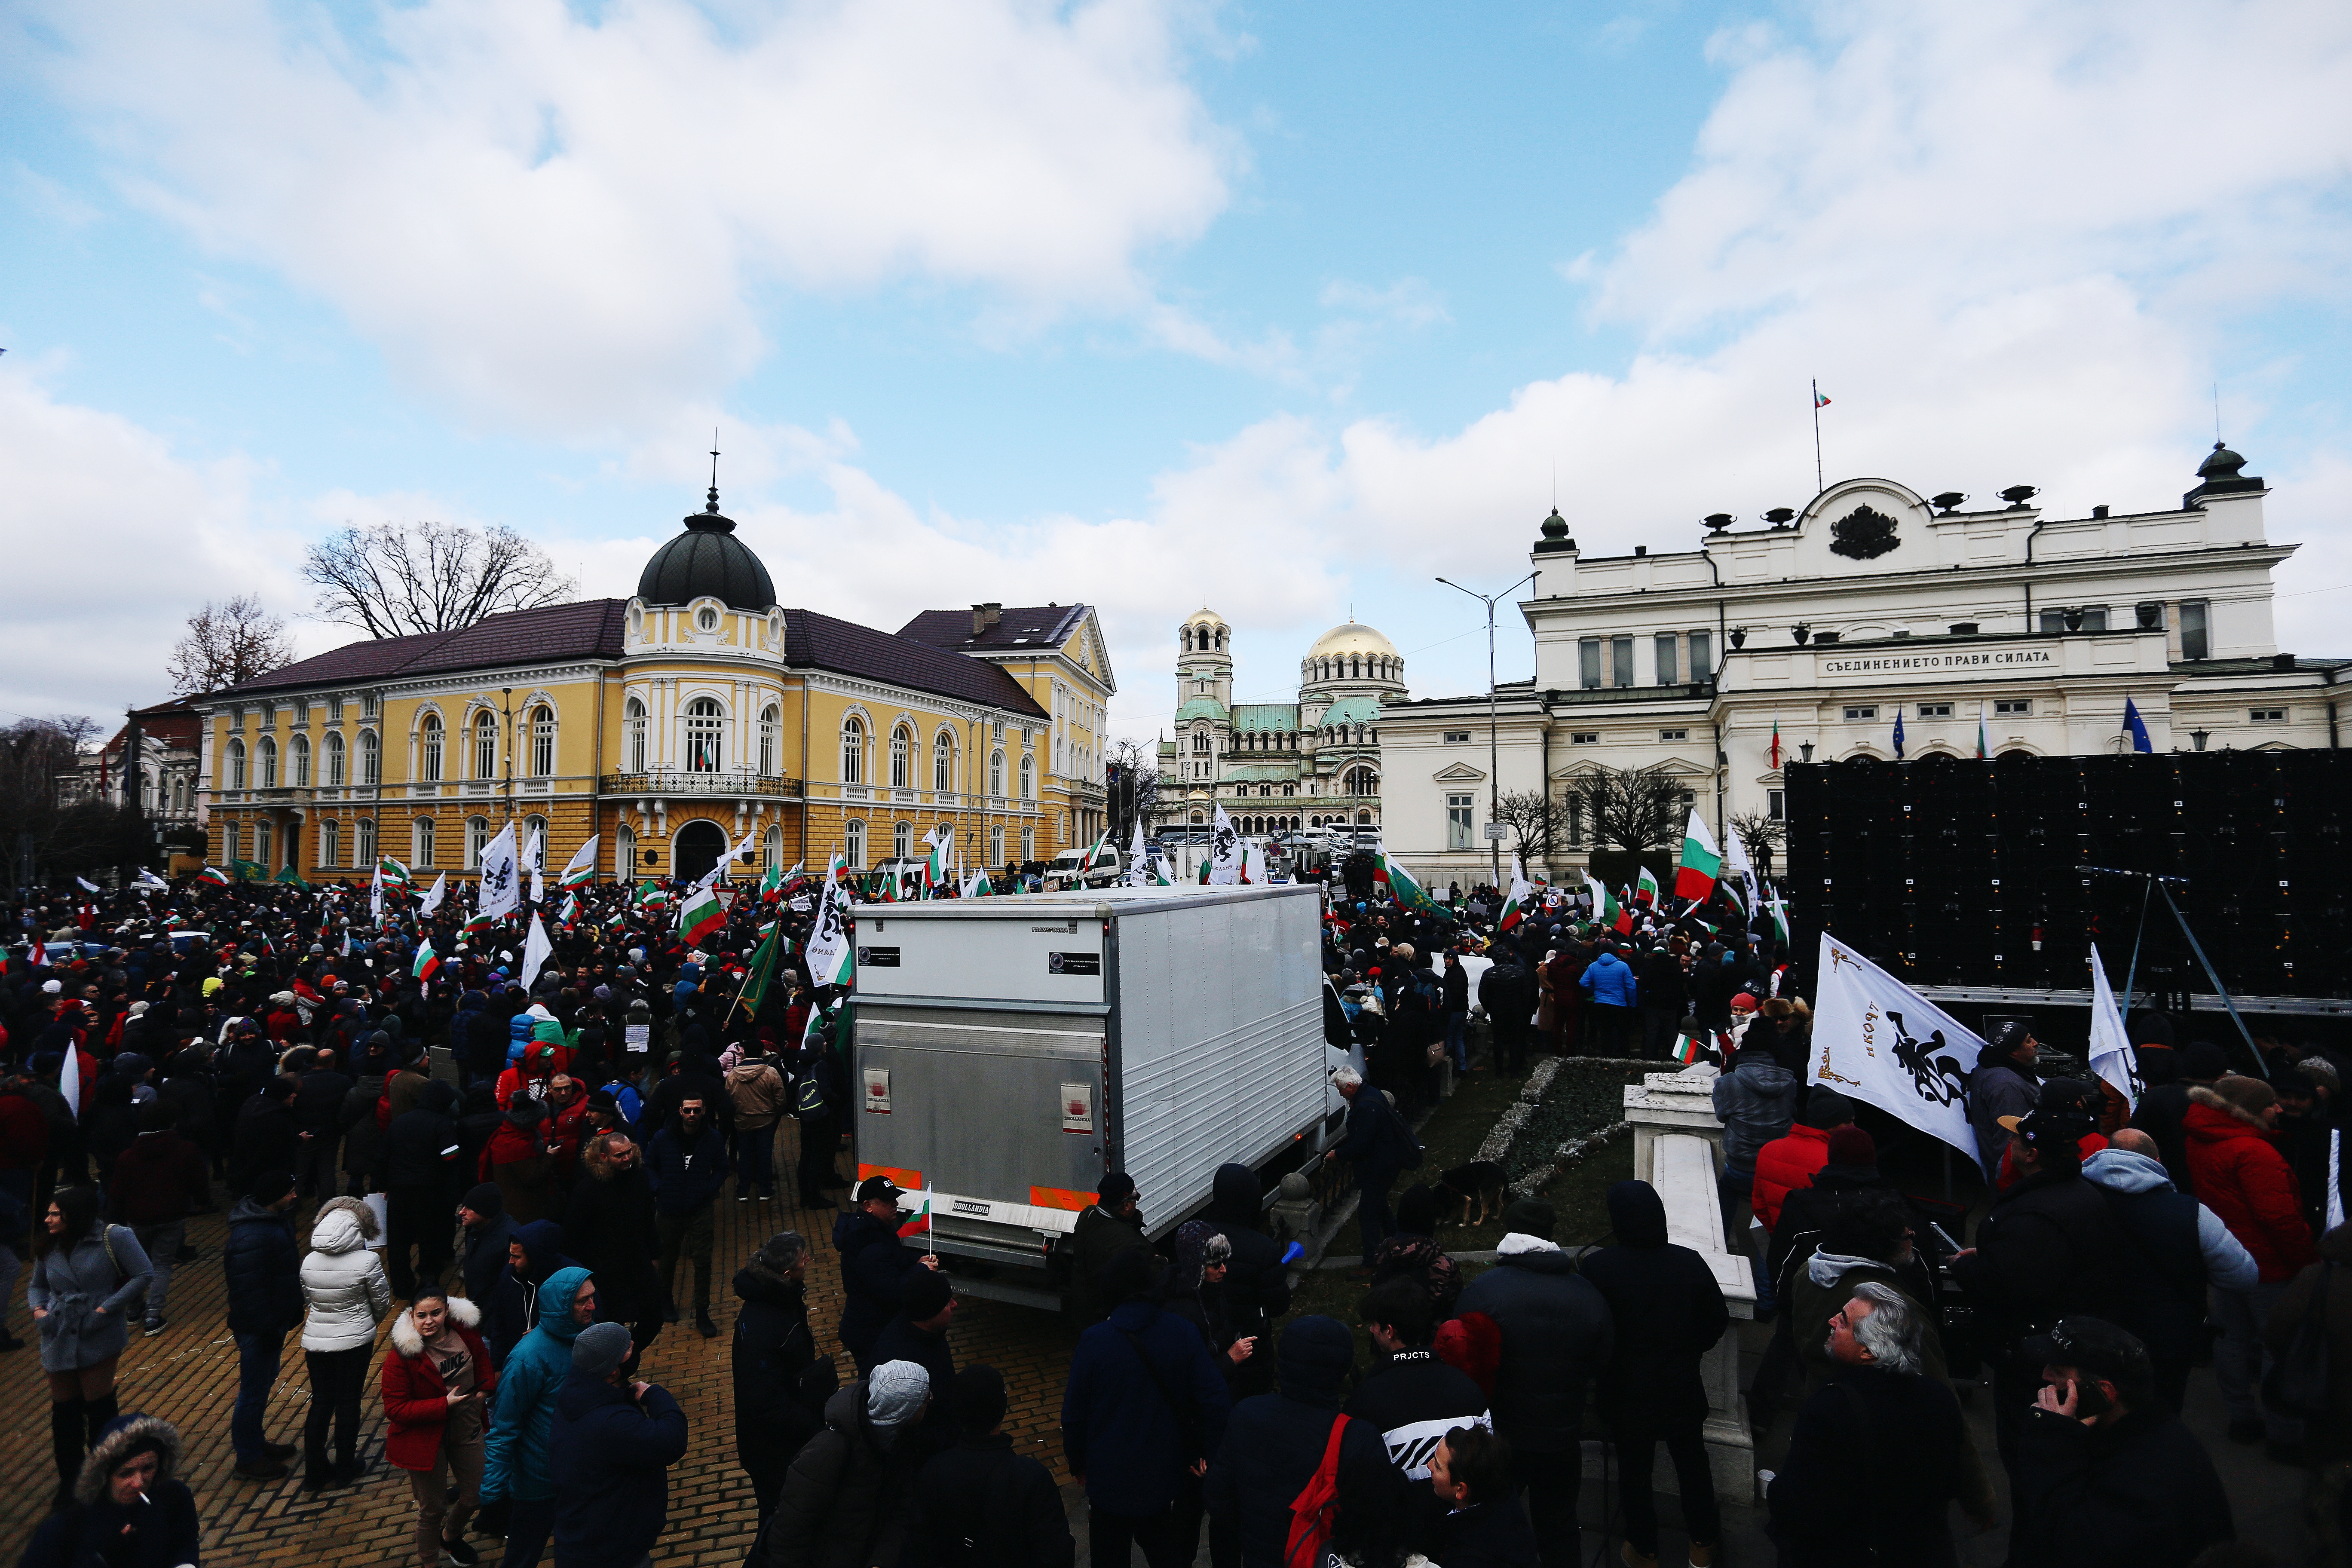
{"left": 303, "top": 520, "right": 578, "bottom": 639}
{"left": 1563, "top": 763, "right": 1689, "bottom": 853}
{"left": 1492, "top": 789, "right": 1564, "bottom": 864}
{"left": 1729, "top": 810, "right": 1787, "bottom": 879}
{"left": 1105, "top": 737, "right": 1163, "bottom": 845}
{"left": 0, "top": 716, "right": 147, "bottom": 880}
{"left": 167, "top": 596, "right": 294, "bottom": 695}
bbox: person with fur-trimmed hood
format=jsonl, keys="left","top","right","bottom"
{"left": 18, "top": 1411, "right": 201, "bottom": 1568}
{"left": 383, "top": 1283, "right": 498, "bottom": 1568}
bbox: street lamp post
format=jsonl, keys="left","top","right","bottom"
{"left": 1437, "top": 571, "right": 1538, "bottom": 890}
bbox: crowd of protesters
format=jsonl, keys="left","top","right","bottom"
{"left": 1, "top": 848, "right": 2339, "bottom": 1568}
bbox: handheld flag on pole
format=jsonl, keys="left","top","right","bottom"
{"left": 198, "top": 865, "right": 230, "bottom": 886}
{"left": 476, "top": 823, "right": 521, "bottom": 922}
{"left": 1499, "top": 856, "right": 1532, "bottom": 934}
{"left": 378, "top": 855, "right": 412, "bottom": 887}
{"left": 518, "top": 914, "right": 554, "bottom": 994}
{"left": 412, "top": 940, "right": 441, "bottom": 985}
{"left": 2086, "top": 943, "right": 2141, "bottom": 1110}
{"left": 805, "top": 854, "right": 856, "bottom": 987}
{"left": 896, "top": 1188, "right": 934, "bottom": 1239}
{"left": 419, "top": 873, "right": 447, "bottom": 916}
{"left": 678, "top": 879, "right": 726, "bottom": 946}
{"left": 558, "top": 836, "right": 600, "bottom": 889}
{"left": 522, "top": 825, "right": 545, "bottom": 906}
{"left": 1674, "top": 809, "right": 1723, "bottom": 900}
{"left": 1635, "top": 865, "right": 1662, "bottom": 907}
{"left": 738, "top": 921, "right": 790, "bottom": 1018}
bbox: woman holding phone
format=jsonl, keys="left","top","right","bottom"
{"left": 383, "top": 1286, "right": 499, "bottom": 1567}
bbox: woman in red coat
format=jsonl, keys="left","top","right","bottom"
{"left": 382, "top": 1286, "right": 498, "bottom": 1567}
{"left": 2186, "top": 1071, "right": 2316, "bottom": 1445}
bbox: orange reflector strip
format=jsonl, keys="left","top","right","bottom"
{"left": 1029, "top": 1185, "right": 1093, "bottom": 1213}
{"left": 858, "top": 1164, "right": 923, "bottom": 1190}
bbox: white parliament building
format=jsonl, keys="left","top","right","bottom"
{"left": 1382, "top": 441, "right": 2350, "bottom": 887}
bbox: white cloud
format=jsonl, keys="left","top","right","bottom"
{"left": 34, "top": 0, "right": 1231, "bottom": 434}
{"left": 0, "top": 366, "right": 311, "bottom": 722}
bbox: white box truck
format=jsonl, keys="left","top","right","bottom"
{"left": 846, "top": 882, "right": 1346, "bottom": 1309}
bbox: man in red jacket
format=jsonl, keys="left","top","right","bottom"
{"left": 2184, "top": 1071, "right": 2315, "bottom": 1451}
{"left": 1749, "top": 1089, "right": 1856, "bottom": 1235}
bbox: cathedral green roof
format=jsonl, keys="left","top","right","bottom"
{"left": 1175, "top": 697, "right": 1228, "bottom": 724}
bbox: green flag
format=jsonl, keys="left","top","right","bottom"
{"left": 738, "top": 922, "right": 790, "bottom": 1018}
{"left": 273, "top": 865, "right": 309, "bottom": 889}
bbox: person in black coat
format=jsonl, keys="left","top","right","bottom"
{"left": 564, "top": 1130, "right": 665, "bottom": 1367}
{"left": 226, "top": 1075, "right": 303, "bottom": 1201}
{"left": 1346, "top": 1276, "right": 1488, "bottom": 1554}
{"left": 222, "top": 1172, "right": 303, "bottom": 1479}
{"left": 1766, "top": 1282, "right": 1965, "bottom": 1567}
{"left": 2128, "top": 1041, "right": 2229, "bottom": 1194}
{"left": 1476, "top": 956, "right": 1533, "bottom": 1075}
{"left": 292, "top": 1047, "right": 352, "bottom": 1200}
{"left": 457, "top": 1182, "right": 518, "bottom": 1307}
{"left": 1204, "top": 1163, "right": 1292, "bottom": 1398}
{"left": 834, "top": 1176, "right": 933, "bottom": 1374}
{"left": 1326, "top": 1068, "right": 1412, "bottom": 1270}
{"left": 487, "top": 1218, "right": 583, "bottom": 1369}
{"left": 1205, "top": 1315, "right": 1390, "bottom": 1568}
{"left": 1451, "top": 1198, "right": 1611, "bottom": 1567}
{"left": 731, "top": 1231, "right": 833, "bottom": 1523}
{"left": 869, "top": 1269, "right": 959, "bottom": 1461}
{"left": 2010, "top": 1317, "right": 2234, "bottom": 1568}
{"left": 382, "top": 1078, "right": 462, "bottom": 1298}
{"left": 904, "top": 1364, "right": 1075, "bottom": 1568}
{"left": 1577, "top": 1181, "right": 1729, "bottom": 1564}
{"left": 1429, "top": 1424, "right": 1540, "bottom": 1568}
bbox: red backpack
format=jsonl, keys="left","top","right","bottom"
{"left": 1285, "top": 1414, "right": 1353, "bottom": 1568}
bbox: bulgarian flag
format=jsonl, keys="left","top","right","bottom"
{"left": 896, "top": 1188, "right": 935, "bottom": 1239}
{"left": 924, "top": 829, "right": 950, "bottom": 894}
{"left": 636, "top": 879, "right": 672, "bottom": 912}
{"left": 411, "top": 940, "right": 441, "bottom": 984}
{"left": 462, "top": 911, "right": 502, "bottom": 936}
{"left": 1085, "top": 831, "right": 1114, "bottom": 869}
{"left": 1975, "top": 702, "right": 1989, "bottom": 760}
{"left": 1674, "top": 809, "right": 1723, "bottom": 900}
{"left": 557, "top": 893, "right": 579, "bottom": 930}
{"left": 1583, "top": 874, "right": 1628, "bottom": 937}
{"left": 1768, "top": 715, "right": 1782, "bottom": 771}
{"left": 1498, "top": 856, "right": 1532, "bottom": 934}
{"left": 1671, "top": 1019, "right": 1717, "bottom": 1065}
{"left": 1634, "top": 866, "right": 1662, "bottom": 907}
{"left": 379, "top": 855, "right": 412, "bottom": 887}
{"left": 557, "top": 836, "right": 598, "bottom": 889}
{"left": 758, "top": 864, "right": 785, "bottom": 905}
{"left": 678, "top": 879, "right": 726, "bottom": 946}
{"left": 198, "top": 865, "right": 230, "bottom": 887}
{"left": 1766, "top": 884, "right": 1792, "bottom": 945}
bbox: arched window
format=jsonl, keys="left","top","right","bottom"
{"left": 467, "top": 816, "right": 489, "bottom": 868}
{"left": 845, "top": 818, "right": 867, "bottom": 870}
{"left": 891, "top": 726, "right": 913, "bottom": 789}
{"left": 685, "top": 698, "right": 723, "bottom": 772}
{"left": 1192, "top": 732, "right": 1210, "bottom": 754}
{"left": 841, "top": 717, "right": 866, "bottom": 783}
{"left": 254, "top": 735, "right": 276, "bottom": 788}
{"left": 764, "top": 824, "right": 783, "bottom": 870}
{"left": 172, "top": 777, "right": 190, "bottom": 813}
{"left": 319, "top": 818, "right": 339, "bottom": 868}
{"left": 419, "top": 714, "right": 443, "bottom": 781}
{"left": 616, "top": 823, "right": 636, "bottom": 879}
{"left": 932, "top": 732, "right": 953, "bottom": 793}
{"left": 1019, "top": 754, "right": 1035, "bottom": 799}
{"left": 359, "top": 729, "right": 380, "bottom": 785}
{"left": 225, "top": 739, "right": 248, "bottom": 790}
{"left": 413, "top": 818, "right": 436, "bottom": 868}
{"left": 894, "top": 821, "right": 913, "bottom": 860}
{"left": 530, "top": 705, "right": 555, "bottom": 777}
{"left": 472, "top": 711, "right": 497, "bottom": 779}
{"left": 696, "top": 606, "right": 720, "bottom": 632}
{"left": 254, "top": 819, "right": 273, "bottom": 867}
{"left": 1021, "top": 825, "right": 1035, "bottom": 861}
{"left": 1346, "top": 767, "right": 1378, "bottom": 796}
{"left": 221, "top": 821, "right": 240, "bottom": 863}
{"left": 759, "top": 706, "right": 780, "bottom": 777}
{"left": 355, "top": 816, "right": 375, "bottom": 865}
{"left": 989, "top": 749, "right": 1004, "bottom": 796}
{"left": 290, "top": 734, "right": 311, "bottom": 787}
{"left": 625, "top": 698, "right": 647, "bottom": 773}
{"left": 989, "top": 825, "right": 1004, "bottom": 864}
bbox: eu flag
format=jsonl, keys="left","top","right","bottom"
{"left": 2123, "top": 697, "right": 2153, "bottom": 753}
{"left": 1893, "top": 709, "right": 1907, "bottom": 760}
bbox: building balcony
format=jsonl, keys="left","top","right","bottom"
{"left": 601, "top": 770, "right": 803, "bottom": 799}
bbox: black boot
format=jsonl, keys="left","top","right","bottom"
{"left": 50, "top": 1398, "right": 86, "bottom": 1510}
{"left": 83, "top": 1391, "right": 119, "bottom": 1452}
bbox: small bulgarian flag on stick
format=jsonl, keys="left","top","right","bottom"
{"left": 1498, "top": 856, "right": 1531, "bottom": 934}
{"left": 896, "top": 1188, "right": 934, "bottom": 1239}
{"left": 1635, "top": 865, "right": 1662, "bottom": 907}
{"left": 198, "top": 865, "right": 230, "bottom": 886}
{"left": 1671, "top": 1019, "right": 1718, "bottom": 1066}
{"left": 1674, "top": 808, "right": 1723, "bottom": 901}
{"left": 411, "top": 940, "right": 441, "bottom": 985}
{"left": 678, "top": 879, "right": 726, "bottom": 946}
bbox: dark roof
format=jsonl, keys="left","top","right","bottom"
{"left": 787, "top": 609, "right": 1047, "bottom": 719}
{"left": 895, "top": 604, "right": 1089, "bottom": 652}
{"left": 214, "top": 600, "right": 629, "bottom": 697}
{"left": 637, "top": 505, "right": 776, "bottom": 611}
{"left": 211, "top": 597, "right": 1044, "bottom": 718}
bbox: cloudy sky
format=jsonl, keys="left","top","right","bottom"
{"left": 5, "top": 0, "right": 2349, "bottom": 740}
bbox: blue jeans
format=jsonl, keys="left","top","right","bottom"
{"left": 232, "top": 1328, "right": 283, "bottom": 1461}
{"left": 1357, "top": 1169, "right": 1398, "bottom": 1267}
{"left": 1444, "top": 1009, "right": 1469, "bottom": 1071}
{"left": 502, "top": 1495, "right": 557, "bottom": 1568}
{"left": 737, "top": 1124, "right": 775, "bottom": 1195}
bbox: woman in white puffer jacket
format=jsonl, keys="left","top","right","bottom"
{"left": 299, "top": 1196, "right": 392, "bottom": 1491}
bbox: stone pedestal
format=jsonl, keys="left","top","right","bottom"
{"left": 1269, "top": 1170, "right": 1324, "bottom": 1261}
{"left": 1624, "top": 1063, "right": 1756, "bottom": 1504}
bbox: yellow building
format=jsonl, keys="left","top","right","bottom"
{"left": 893, "top": 602, "right": 1118, "bottom": 855}
{"left": 196, "top": 487, "right": 1057, "bottom": 886}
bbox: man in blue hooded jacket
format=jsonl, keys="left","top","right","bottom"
{"left": 483, "top": 1265, "right": 594, "bottom": 1568}
{"left": 1206, "top": 1314, "right": 1395, "bottom": 1568}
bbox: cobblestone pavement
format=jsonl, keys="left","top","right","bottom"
{"left": 0, "top": 1139, "right": 1082, "bottom": 1566}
